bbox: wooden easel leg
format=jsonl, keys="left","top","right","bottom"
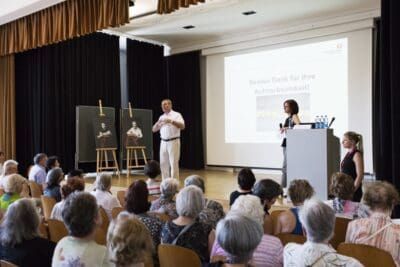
{"left": 126, "top": 148, "right": 130, "bottom": 179}
{"left": 112, "top": 150, "right": 120, "bottom": 177}
{"left": 141, "top": 148, "right": 147, "bottom": 164}
{"left": 134, "top": 149, "right": 138, "bottom": 167}
{"left": 96, "top": 150, "right": 99, "bottom": 175}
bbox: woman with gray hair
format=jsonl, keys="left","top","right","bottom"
{"left": 211, "top": 195, "right": 283, "bottom": 267}
{"left": 284, "top": 198, "right": 362, "bottom": 267}
{"left": 209, "top": 214, "right": 263, "bottom": 267}
{"left": 184, "top": 174, "right": 225, "bottom": 228}
{"left": 150, "top": 177, "right": 179, "bottom": 219}
{"left": 0, "top": 174, "right": 27, "bottom": 210}
{"left": 91, "top": 173, "right": 121, "bottom": 220}
{"left": 0, "top": 199, "right": 56, "bottom": 267}
{"left": 52, "top": 192, "right": 112, "bottom": 267}
{"left": 43, "top": 167, "right": 64, "bottom": 202}
{"left": 161, "top": 185, "right": 215, "bottom": 264}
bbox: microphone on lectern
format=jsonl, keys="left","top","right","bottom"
{"left": 328, "top": 117, "right": 336, "bottom": 128}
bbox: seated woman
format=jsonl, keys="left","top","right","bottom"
{"left": 0, "top": 174, "right": 27, "bottom": 210}
{"left": 145, "top": 160, "right": 162, "bottom": 195}
{"left": 50, "top": 177, "right": 85, "bottom": 221}
{"left": 0, "top": 199, "right": 56, "bottom": 267}
{"left": 124, "top": 180, "right": 162, "bottom": 248}
{"left": 52, "top": 192, "right": 111, "bottom": 267}
{"left": 346, "top": 181, "right": 400, "bottom": 266}
{"left": 150, "top": 178, "right": 179, "bottom": 219}
{"left": 91, "top": 173, "right": 121, "bottom": 220}
{"left": 43, "top": 167, "right": 64, "bottom": 202}
{"left": 209, "top": 214, "right": 263, "bottom": 267}
{"left": 284, "top": 198, "right": 362, "bottom": 266}
{"left": 184, "top": 174, "right": 225, "bottom": 229}
{"left": 229, "top": 168, "right": 256, "bottom": 206}
{"left": 107, "top": 213, "right": 154, "bottom": 267}
{"left": 211, "top": 195, "right": 283, "bottom": 267}
{"left": 274, "top": 179, "right": 314, "bottom": 235}
{"left": 253, "top": 179, "right": 283, "bottom": 234}
{"left": 161, "top": 185, "right": 215, "bottom": 264}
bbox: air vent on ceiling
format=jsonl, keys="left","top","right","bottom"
{"left": 242, "top": 10, "right": 256, "bottom": 16}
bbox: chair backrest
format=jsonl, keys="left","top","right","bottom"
{"left": 329, "top": 217, "right": 351, "bottom": 249}
{"left": 47, "top": 219, "right": 68, "bottom": 243}
{"left": 39, "top": 221, "right": 49, "bottom": 239}
{"left": 148, "top": 194, "right": 159, "bottom": 202}
{"left": 337, "top": 243, "right": 396, "bottom": 267}
{"left": 111, "top": 206, "right": 124, "bottom": 219}
{"left": 98, "top": 206, "right": 109, "bottom": 233}
{"left": 41, "top": 195, "right": 56, "bottom": 221}
{"left": 158, "top": 244, "right": 202, "bottom": 267}
{"left": 276, "top": 233, "right": 306, "bottom": 246}
{"left": 270, "top": 209, "right": 286, "bottom": 233}
{"left": 28, "top": 181, "right": 42, "bottom": 198}
{"left": 148, "top": 211, "right": 171, "bottom": 222}
{"left": 94, "top": 228, "right": 107, "bottom": 246}
{"left": 0, "top": 259, "right": 18, "bottom": 267}
{"left": 116, "top": 190, "right": 126, "bottom": 207}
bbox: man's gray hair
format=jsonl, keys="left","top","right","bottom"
{"left": 95, "top": 173, "right": 112, "bottom": 191}
{"left": 160, "top": 178, "right": 179, "bottom": 199}
{"left": 299, "top": 198, "right": 335, "bottom": 243}
{"left": 33, "top": 153, "right": 47, "bottom": 165}
{"left": 184, "top": 175, "right": 205, "bottom": 193}
{"left": 230, "top": 195, "right": 264, "bottom": 226}
{"left": 2, "top": 160, "right": 18, "bottom": 176}
{"left": 176, "top": 185, "right": 204, "bottom": 218}
{"left": 0, "top": 199, "right": 40, "bottom": 247}
{"left": 216, "top": 213, "right": 263, "bottom": 264}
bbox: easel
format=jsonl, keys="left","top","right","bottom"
{"left": 126, "top": 102, "right": 147, "bottom": 178}
{"left": 96, "top": 99, "right": 120, "bottom": 177}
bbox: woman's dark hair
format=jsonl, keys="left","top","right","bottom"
{"left": 125, "top": 180, "right": 150, "bottom": 214}
{"left": 68, "top": 169, "right": 84, "bottom": 178}
{"left": 46, "top": 167, "right": 63, "bottom": 188}
{"left": 238, "top": 168, "right": 256, "bottom": 190}
{"left": 46, "top": 156, "right": 59, "bottom": 170}
{"left": 253, "top": 179, "right": 283, "bottom": 202}
{"left": 144, "top": 160, "right": 161, "bottom": 179}
{"left": 284, "top": 99, "right": 299, "bottom": 115}
{"left": 329, "top": 172, "right": 355, "bottom": 200}
{"left": 61, "top": 177, "right": 85, "bottom": 199}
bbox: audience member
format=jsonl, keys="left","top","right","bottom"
{"left": 274, "top": 179, "right": 314, "bottom": 235}
{"left": 67, "top": 169, "right": 84, "bottom": 179}
{"left": 229, "top": 168, "right": 256, "bottom": 206}
{"left": 209, "top": 214, "right": 263, "bottom": 267}
{"left": 107, "top": 213, "right": 153, "bottom": 267}
{"left": 211, "top": 195, "right": 283, "bottom": 267}
{"left": 0, "top": 159, "right": 18, "bottom": 189}
{"left": 161, "top": 185, "right": 215, "bottom": 264}
{"left": 46, "top": 156, "right": 60, "bottom": 170}
{"left": 52, "top": 192, "right": 111, "bottom": 267}
{"left": 185, "top": 174, "right": 225, "bottom": 228}
{"left": 43, "top": 167, "right": 64, "bottom": 202}
{"left": 0, "top": 174, "right": 27, "bottom": 210}
{"left": 150, "top": 177, "right": 179, "bottom": 219}
{"left": 50, "top": 177, "right": 85, "bottom": 221}
{"left": 284, "top": 198, "right": 362, "bottom": 266}
{"left": 28, "top": 153, "right": 48, "bottom": 186}
{"left": 145, "top": 160, "right": 162, "bottom": 195}
{"left": 346, "top": 181, "right": 400, "bottom": 266}
{"left": 0, "top": 199, "right": 55, "bottom": 267}
{"left": 91, "top": 173, "right": 121, "bottom": 220}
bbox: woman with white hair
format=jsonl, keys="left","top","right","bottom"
{"left": 0, "top": 199, "right": 56, "bottom": 266}
{"left": 0, "top": 159, "right": 18, "bottom": 189}
{"left": 284, "top": 198, "right": 362, "bottom": 267}
{"left": 209, "top": 214, "right": 263, "bottom": 267}
{"left": 211, "top": 195, "right": 283, "bottom": 267}
{"left": 150, "top": 178, "right": 179, "bottom": 219}
{"left": 0, "top": 174, "right": 27, "bottom": 210}
{"left": 161, "top": 185, "right": 215, "bottom": 264}
{"left": 91, "top": 173, "right": 121, "bottom": 220}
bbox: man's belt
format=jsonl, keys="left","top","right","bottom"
{"left": 161, "top": 137, "right": 180, "bottom": 142}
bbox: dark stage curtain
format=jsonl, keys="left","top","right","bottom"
{"left": 373, "top": 2, "right": 400, "bottom": 190}
{"left": 126, "top": 39, "right": 166, "bottom": 162}
{"left": 165, "top": 51, "right": 204, "bottom": 169}
{"left": 15, "top": 32, "right": 121, "bottom": 174}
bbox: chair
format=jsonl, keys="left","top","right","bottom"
{"left": 148, "top": 194, "right": 159, "bottom": 202}
{"left": 270, "top": 209, "right": 285, "bottom": 234}
{"left": 41, "top": 195, "right": 56, "bottom": 221}
{"left": 117, "top": 190, "right": 126, "bottom": 207}
{"left": 111, "top": 206, "right": 124, "bottom": 219}
{"left": 94, "top": 228, "right": 107, "bottom": 246}
{"left": 39, "top": 221, "right": 49, "bottom": 239}
{"left": 0, "top": 260, "right": 18, "bottom": 267}
{"left": 47, "top": 219, "right": 68, "bottom": 243}
{"left": 158, "top": 244, "right": 201, "bottom": 267}
{"left": 28, "top": 181, "right": 42, "bottom": 198}
{"left": 99, "top": 206, "right": 110, "bottom": 233}
{"left": 276, "top": 233, "right": 306, "bottom": 246}
{"left": 337, "top": 243, "right": 396, "bottom": 267}
{"left": 329, "top": 217, "right": 351, "bottom": 249}
{"left": 148, "top": 211, "right": 170, "bottom": 222}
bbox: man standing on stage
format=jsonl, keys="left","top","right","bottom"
{"left": 152, "top": 99, "right": 185, "bottom": 179}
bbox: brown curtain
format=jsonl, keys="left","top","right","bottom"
{"left": 157, "top": 0, "right": 205, "bottom": 14}
{"left": 0, "top": 0, "right": 129, "bottom": 56}
{"left": 0, "top": 55, "right": 16, "bottom": 159}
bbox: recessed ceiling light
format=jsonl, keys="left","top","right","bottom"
{"left": 182, "top": 25, "right": 195, "bottom": 30}
{"left": 242, "top": 10, "right": 256, "bottom": 16}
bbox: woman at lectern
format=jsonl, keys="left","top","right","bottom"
{"left": 280, "top": 99, "right": 300, "bottom": 188}
{"left": 341, "top": 131, "right": 364, "bottom": 202}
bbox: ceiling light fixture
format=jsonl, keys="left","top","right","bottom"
{"left": 182, "top": 25, "right": 195, "bottom": 29}
{"left": 242, "top": 10, "right": 256, "bottom": 16}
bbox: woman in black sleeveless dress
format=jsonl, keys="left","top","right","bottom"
{"left": 340, "top": 131, "right": 364, "bottom": 202}
{"left": 280, "top": 99, "right": 300, "bottom": 188}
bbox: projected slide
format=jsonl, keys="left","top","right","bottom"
{"left": 225, "top": 38, "right": 348, "bottom": 143}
